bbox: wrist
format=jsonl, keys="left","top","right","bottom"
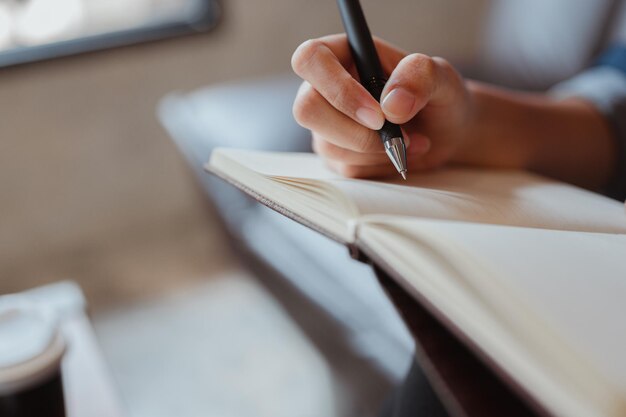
{"left": 452, "top": 81, "right": 538, "bottom": 170}
{"left": 451, "top": 81, "right": 617, "bottom": 190}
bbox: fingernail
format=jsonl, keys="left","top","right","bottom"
{"left": 382, "top": 88, "right": 415, "bottom": 118}
{"left": 356, "top": 107, "right": 384, "bottom": 130}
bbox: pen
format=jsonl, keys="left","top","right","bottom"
{"left": 336, "top": 0, "right": 408, "bottom": 180}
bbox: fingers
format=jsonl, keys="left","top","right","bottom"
{"left": 380, "top": 54, "right": 462, "bottom": 124}
{"left": 323, "top": 149, "right": 444, "bottom": 179}
{"left": 292, "top": 36, "right": 385, "bottom": 130}
{"left": 293, "top": 82, "right": 384, "bottom": 153}
{"left": 294, "top": 34, "right": 406, "bottom": 75}
{"left": 314, "top": 129, "right": 436, "bottom": 178}
{"left": 294, "top": 82, "right": 437, "bottom": 177}
{"left": 312, "top": 133, "right": 389, "bottom": 166}
{"left": 291, "top": 35, "right": 464, "bottom": 179}
{"left": 325, "top": 159, "right": 398, "bottom": 179}
{"left": 324, "top": 154, "right": 440, "bottom": 179}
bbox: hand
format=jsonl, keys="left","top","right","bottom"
{"left": 291, "top": 34, "right": 474, "bottom": 178}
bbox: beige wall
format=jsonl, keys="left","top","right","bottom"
{"left": 0, "top": 0, "right": 489, "bottom": 307}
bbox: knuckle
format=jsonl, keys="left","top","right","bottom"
{"left": 404, "top": 53, "right": 437, "bottom": 79}
{"left": 352, "top": 128, "right": 377, "bottom": 152}
{"left": 433, "top": 56, "right": 464, "bottom": 88}
{"left": 432, "top": 56, "right": 457, "bottom": 80}
{"left": 292, "top": 84, "right": 321, "bottom": 126}
{"left": 392, "top": 53, "right": 438, "bottom": 101}
{"left": 328, "top": 78, "right": 354, "bottom": 112}
{"left": 432, "top": 56, "right": 452, "bottom": 71}
{"left": 291, "top": 39, "right": 324, "bottom": 75}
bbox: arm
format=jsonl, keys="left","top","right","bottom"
{"left": 291, "top": 35, "right": 620, "bottom": 194}
{"left": 457, "top": 82, "right": 617, "bottom": 191}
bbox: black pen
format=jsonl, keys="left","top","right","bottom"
{"left": 336, "top": 0, "right": 408, "bottom": 179}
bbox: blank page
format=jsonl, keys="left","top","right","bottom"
{"left": 211, "top": 149, "right": 340, "bottom": 180}
{"left": 331, "top": 169, "right": 626, "bottom": 233}
{"left": 209, "top": 149, "right": 626, "bottom": 233}
{"left": 359, "top": 218, "right": 626, "bottom": 417}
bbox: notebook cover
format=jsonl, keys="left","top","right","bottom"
{"left": 373, "top": 264, "right": 552, "bottom": 417}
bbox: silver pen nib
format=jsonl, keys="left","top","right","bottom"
{"left": 384, "top": 137, "right": 408, "bottom": 179}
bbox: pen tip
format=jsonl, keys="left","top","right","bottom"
{"left": 400, "top": 171, "right": 407, "bottom": 180}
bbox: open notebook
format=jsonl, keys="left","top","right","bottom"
{"left": 206, "top": 148, "right": 626, "bottom": 417}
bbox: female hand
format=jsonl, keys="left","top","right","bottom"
{"left": 291, "top": 34, "right": 474, "bottom": 178}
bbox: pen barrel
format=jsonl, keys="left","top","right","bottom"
{"left": 361, "top": 75, "right": 387, "bottom": 102}
{"left": 378, "top": 119, "right": 404, "bottom": 143}
{"left": 336, "top": 0, "right": 386, "bottom": 81}
{"left": 362, "top": 76, "right": 404, "bottom": 143}
{"left": 336, "top": 0, "right": 403, "bottom": 144}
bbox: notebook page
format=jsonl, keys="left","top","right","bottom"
{"left": 446, "top": 223, "right": 626, "bottom": 395}
{"left": 213, "top": 149, "right": 340, "bottom": 180}
{"left": 415, "top": 220, "right": 626, "bottom": 411}
{"left": 210, "top": 149, "right": 626, "bottom": 234}
{"left": 359, "top": 218, "right": 626, "bottom": 417}
{"left": 329, "top": 169, "right": 626, "bottom": 233}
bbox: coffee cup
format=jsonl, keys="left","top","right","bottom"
{"left": 0, "top": 297, "right": 67, "bottom": 417}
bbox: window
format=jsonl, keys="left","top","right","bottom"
{"left": 0, "top": 0, "right": 220, "bottom": 67}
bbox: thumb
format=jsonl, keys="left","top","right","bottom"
{"left": 380, "top": 54, "right": 455, "bottom": 124}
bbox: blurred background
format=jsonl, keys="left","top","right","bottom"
{"left": 0, "top": 0, "right": 490, "bottom": 307}
{"left": 1, "top": 0, "right": 619, "bottom": 416}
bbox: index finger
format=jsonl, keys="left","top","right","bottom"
{"left": 312, "top": 34, "right": 406, "bottom": 75}
{"left": 291, "top": 35, "right": 385, "bottom": 130}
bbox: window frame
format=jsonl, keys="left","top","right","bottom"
{"left": 0, "top": 0, "right": 221, "bottom": 68}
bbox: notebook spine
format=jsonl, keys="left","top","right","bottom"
{"left": 348, "top": 243, "right": 371, "bottom": 264}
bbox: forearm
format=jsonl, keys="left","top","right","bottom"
{"left": 457, "top": 81, "right": 618, "bottom": 191}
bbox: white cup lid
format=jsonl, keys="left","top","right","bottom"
{"left": 0, "top": 296, "right": 66, "bottom": 395}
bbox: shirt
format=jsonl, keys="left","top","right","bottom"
{"left": 551, "top": 44, "right": 626, "bottom": 201}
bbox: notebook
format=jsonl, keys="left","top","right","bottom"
{"left": 206, "top": 147, "right": 626, "bottom": 417}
